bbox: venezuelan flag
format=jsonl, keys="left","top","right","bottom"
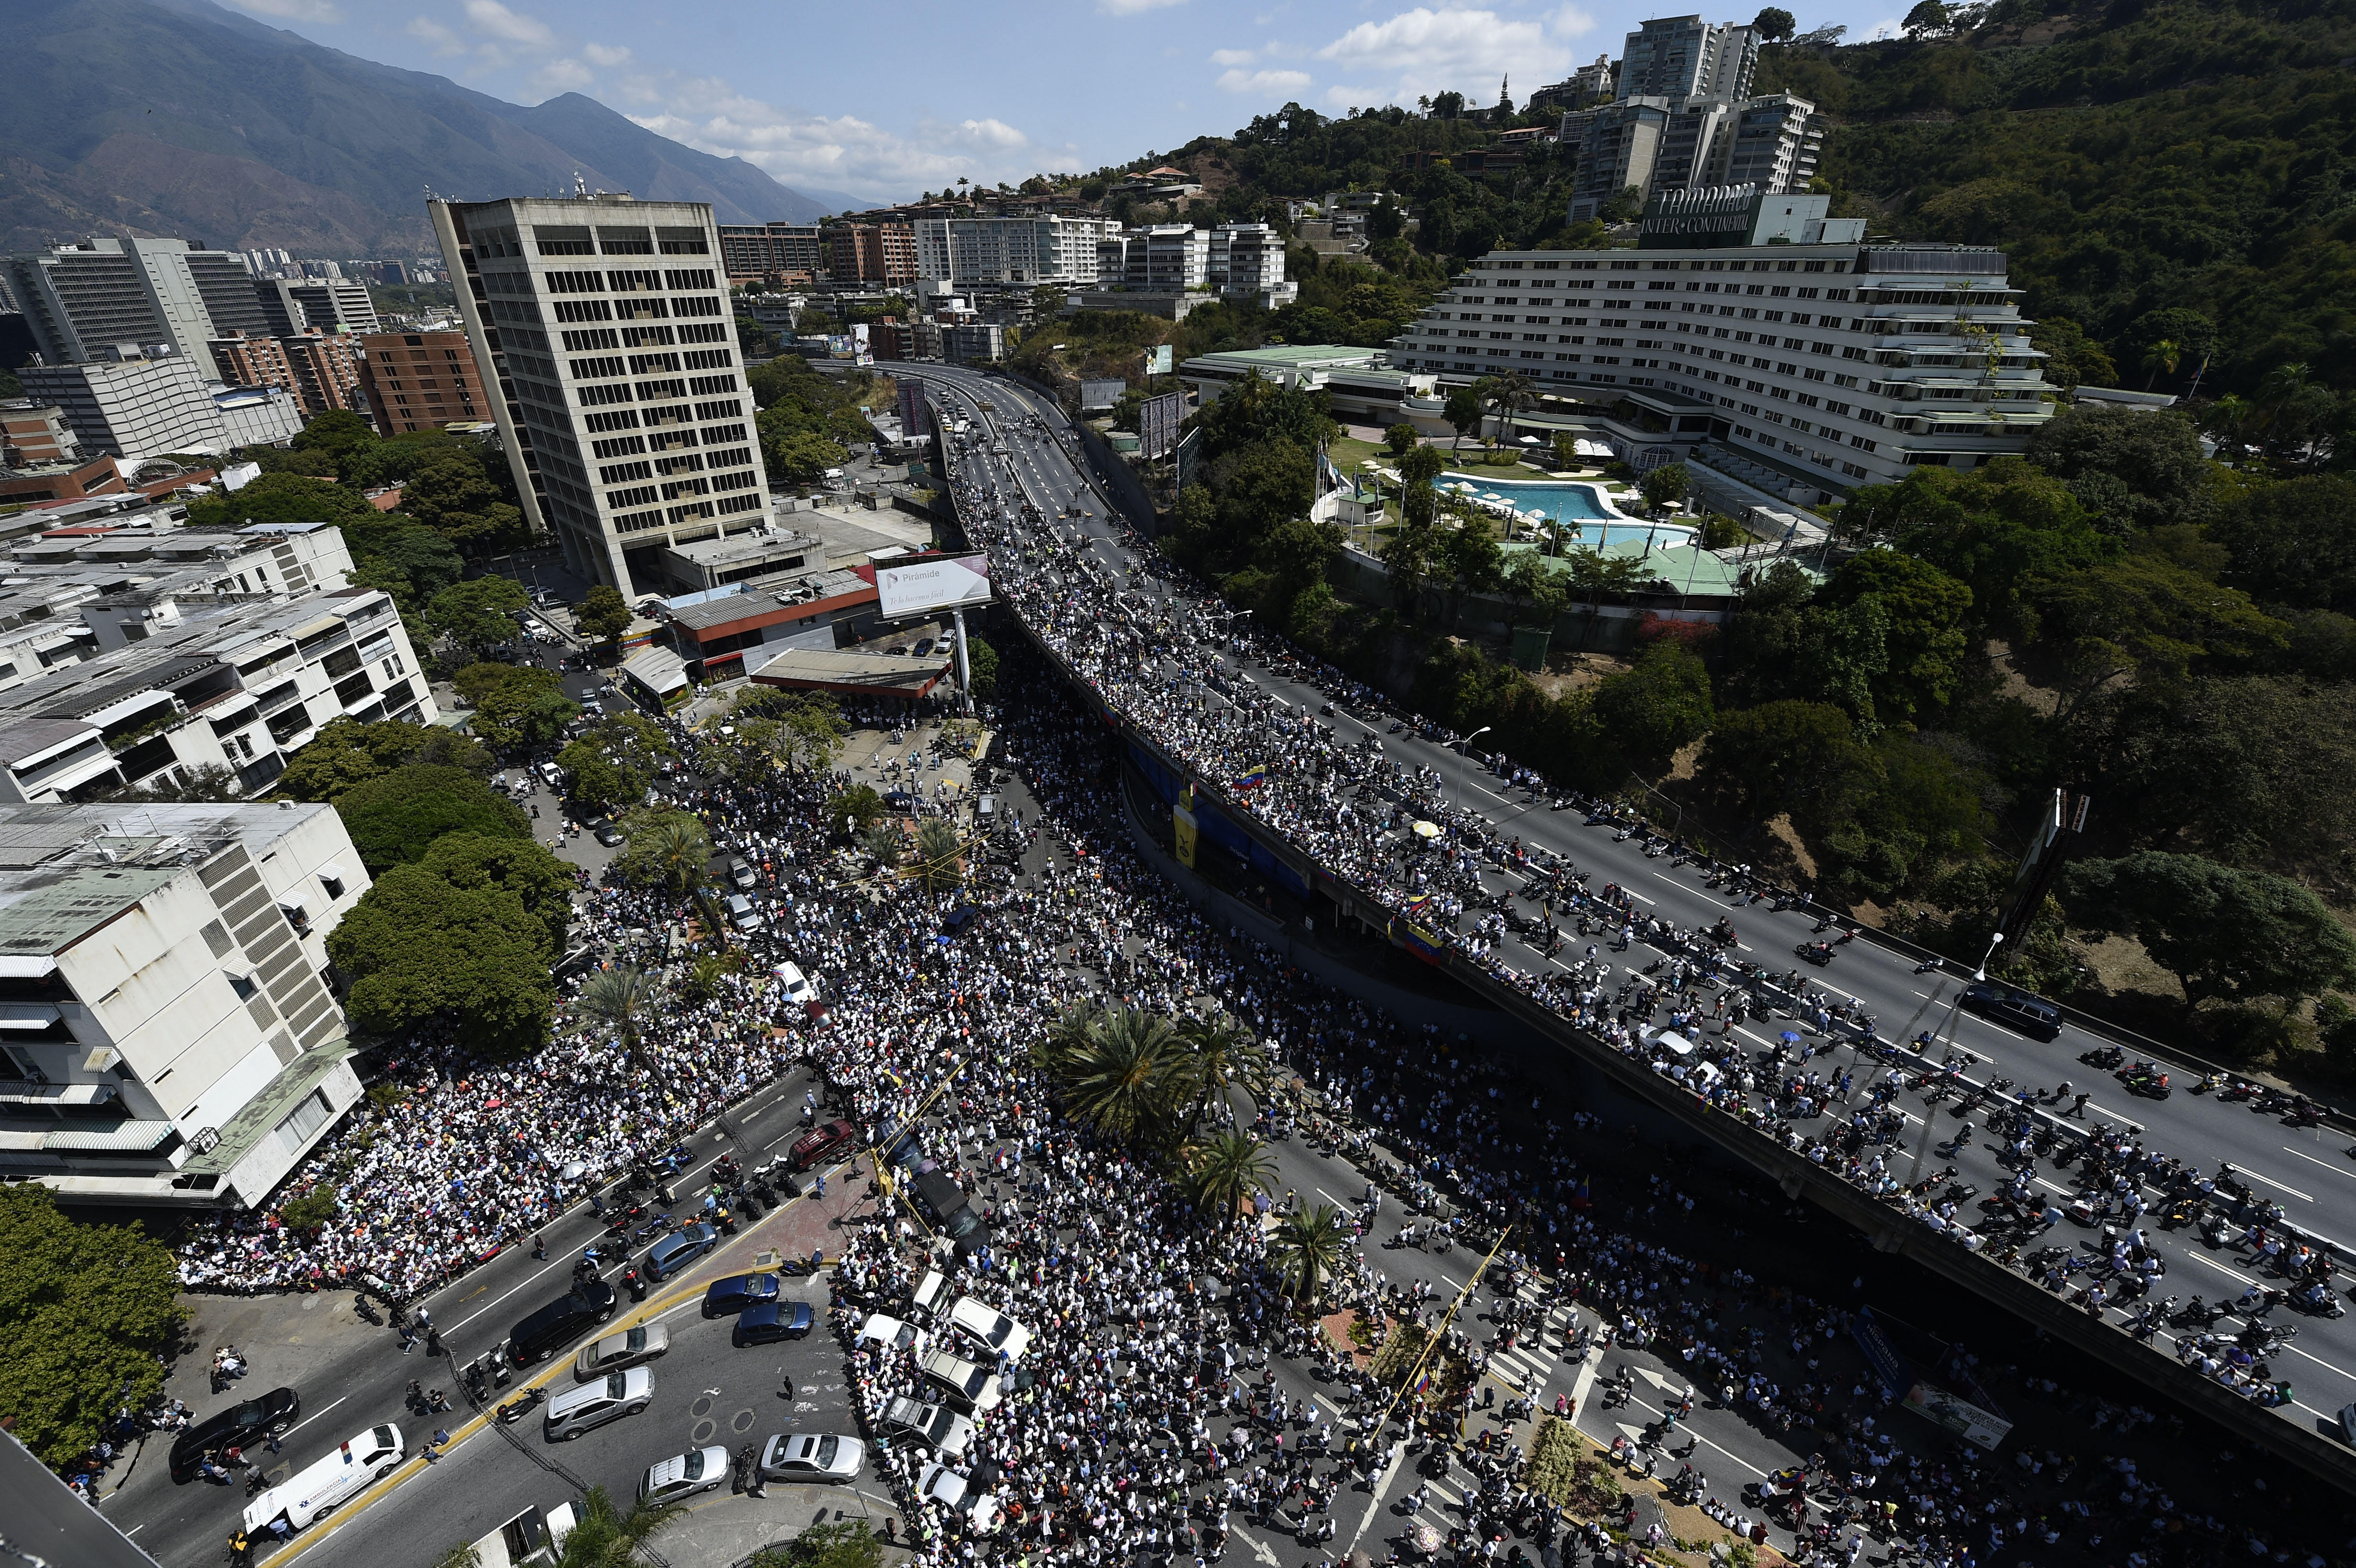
{"left": 1234, "top": 763, "right": 1268, "bottom": 791}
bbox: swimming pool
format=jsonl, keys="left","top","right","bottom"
{"left": 1439, "top": 473, "right": 1696, "bottom": 550}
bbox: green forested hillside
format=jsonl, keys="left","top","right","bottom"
{"left": 1772, "top": 0, "right": 2356, "bottom": 400}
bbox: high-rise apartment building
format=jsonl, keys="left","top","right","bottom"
{"left": 913, "top": 215, "right": 1122, "bottom": 286}
{"left": 285, "top": 280, "right": 380, "bottom": 336}
{"left": 1718, "top": 93, "right": 1824, "bottom": 192}
{"left": 1205, "top": 224, "right": 1294, "bottom": 305}
{"left": 18, "top": 355, "right": 226, "bottom": 463}
{"left": 718, "top": 223, "right": 825, "bottom": 284}
{"left": 1617, "top": 15, "right": 1757, "bottom": 100}
{"left": 0, "top": 403, "right": 79, "bottom": 467}
{"left": 1391, "top": 191, "right": 2053, "bottom": 506}
{"left": 207, "top": 329, "right": 367, "bottom": 417}
{"left": 359, "top": 329, "right": 491, "bottom": 433}
{"left": 433, "top": 195, "right": 771, "bottom": 597}
{"left": 1124, "top": 226, "right": 1210, "bottom": 292}
{"left": 2, "top": 238, "right": 269, "bottom": 383}
{"left": 826, "top": 222, "right": 917, "bottom": 286}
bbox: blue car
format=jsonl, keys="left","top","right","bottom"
{"left": 702, "top": 1273, "right": 781, "bottom": 1319}
{"left": 643, "top": 1222, "right": 719, "bottom": 1282}
{"left": 734, "top": 1300, "right": 815, "bottom": 1348}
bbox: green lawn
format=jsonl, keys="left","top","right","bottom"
{"left": 1328, "top": 435, "right": 1390, "bottom": 475}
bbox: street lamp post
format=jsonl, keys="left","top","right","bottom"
{"left": 1457, "top": 726, "right": 1493, "bottom": 813}
{"left": 1974, "top": 931, "right": 2004, "bottom": 982}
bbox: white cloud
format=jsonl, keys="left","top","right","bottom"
{"left": 461, "top": 0, "right": 555, "bottom": 47}
{"left": 583, "top": 42, "right": 633, "bottom": 67}
{"left": 1314, "top": 6, "right": 1583, "bottom": 104}
{"left": 530, "top": 57, "right": 595, "bottom": 95}
{"left": 1217, "top": 66, "right": 1313, "bottom": 94}
{"left": 406, "top": 16, "right": 464, "bottom": 54}
{"left": 1209, "top": 47, "right": 1258, "bottom": 65}
{"left": 1099, "top": 0, "right": 1187, "bottom": 12}
{"left": 224, "top": 0, "right": 345, "bottom": 20}
{"left": 622, "top": 75, "right": 1068, "bottom": 205}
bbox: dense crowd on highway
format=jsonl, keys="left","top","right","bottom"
{"left": 949, "top": 411, "right": 2348, "bottom": 1432}
{"left": 154, "top": 394, "right": 2345, "bottom": 1568}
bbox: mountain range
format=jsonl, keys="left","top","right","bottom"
{"left": 0, "top": 0, "right": 852, "bottom": 258}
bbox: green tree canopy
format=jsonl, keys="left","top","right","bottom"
{"left": 418, "top": 831, "right": 574, "bottom": 954}
{"left": 2061, "top": 851, "right": 2356, "bottom": 1014}
{"left": 184, "top": 471, "right": 377, "bottom": 530}
{"left": 278, "top": 719, "right": 495, "bottom": 803}
{"left": 575, "top": 584, "right": 633, "bottom": 644}
{"left": 453, "top": 663, "right": 577, "bottom": 753}
{"left": 1698, "top": 699, "right": 1885, "bottom": 833}
{"left": 2023, "top": 404, "right": 2214, "bottom": 533}
{"left": 425, "top": 576, "right": 530, "bottom": 659}
{"left": 335, "top": 764, "right": 530, "bottom": 872}
{"left": 327, "top": 859, "right": 556, "bottom": 1056}
{"left": 2211, "top": 473, "right": 2356, "bottom": 616}
{"left": 1816, "top": 549, "right": 1973, "bottom": 722}
{"left": 0, "top": 1187, "right": 184, "bottom": 1466}
{"left": 1589, "top": 642, "right": 1715, "bottom": 770}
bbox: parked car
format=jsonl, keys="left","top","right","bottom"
{"left": 643, "top": 1222, "right": 719, "bottom": 1282}
{"left": 855, "top": 1313, "right": 927, "bottom": 1358}
{"left": 575, "top": 1324, "right": 669, "bottom": 1381}
{"left": 917, "top": 1460, "right": 1003, "bottom": 1531}
{"left": 702, "top": 1273, "right": 780, "bottom": 1319}
{"left": 242, "top": 1424, "right": 401, "bottom": 1536}
{"left": 171, "top": 1387, "right": 301, "bottom": 1483}
{"left": 789, "top": 1119, "right": 860, "bottom": 1170}
{"left": 913, "top": 1170, "right": 987, "bottom": 1252}
{"left": 881, "top": 1395, "right": 975, "bottom": 1459}
{"left": 777, "top": 962, "right": 818, "bottom": 1009}
{"left": 947, "top": 1296, "right": 1032, "bottom": 1364}
{"left": 759, "top": 1431, "right": 865, "bottom": 1483}
{"left": 595, "top": 820, "right": 625, "bottom": 848}
{"left": 734, "top": 1300, "right": 814, "bottom": 1347}
{"left": 920, "top": 1346, "right": 1003, "bottom": 1411}
{"left": 545, "top": 1368, "right": 653, "bottom": 1441}
{"left": 508, "top": 1279, "right": 618, "bottom": 1367}
{"left": 725, "top": 892, "right": 763, "bottom": 932}
{"left": 639, "top": 1446, "right": 729, "bottom": 1504}
{"left": 730, "top": 859, "right": 757, "bottom": 890}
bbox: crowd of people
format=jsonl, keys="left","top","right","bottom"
{"left": 949, "top": 413, "right": 2340, "bottom": 1429}
{"left": 157, "top": 401, "right": 2337, "bottom": 1568}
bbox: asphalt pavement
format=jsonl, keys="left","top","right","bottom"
{"left": 897, "top": 362, "right": 2356, "bottom": 1450}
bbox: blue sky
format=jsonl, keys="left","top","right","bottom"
{"left": 218, "top": 0, "right": 1909, "bottom": 210}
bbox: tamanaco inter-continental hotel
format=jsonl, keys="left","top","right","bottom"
{"left": 1389, "top": 187, "right": 2055, "bottom": 512}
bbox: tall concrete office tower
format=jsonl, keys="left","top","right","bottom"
{"left": 432, "top": 195, "right": 771, "bottom": 598}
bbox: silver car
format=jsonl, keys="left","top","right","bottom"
{"left": 759, "top": 1431, "right": 865, "bottom": 1483}
{"left": 574, "top": 1323, "right": 669, "bottom": 1381}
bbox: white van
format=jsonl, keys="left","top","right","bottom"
{"left": 545, "top": 1367, "right": 653, "bottom": 1441}
{"left": 243, "top": 1424, "right": 404, "bottom": 1536}
{"left": 777, "top": 962, "right": 817, "bottom": 1008}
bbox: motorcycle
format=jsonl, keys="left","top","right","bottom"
{"left": 496, "top": 1387, "right": 546, "bottom": 1424}
{"left": 2079, "top": 1045, "right": 2125, "bottom": 1070}
{"left": 1796, "top": 941, "right": 1835, "bottom": 967}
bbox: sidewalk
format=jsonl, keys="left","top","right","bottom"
{"left": 648, "top": 1482, "right": 910, "bottom": 1567}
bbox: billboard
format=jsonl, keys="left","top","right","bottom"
{"left": 894, "top": 377, "right": 931, "bottom": 441}
{"left": 1144, "top": 344, "right": 1173, "bottom": 375}
{"left": 876, "top": 555, "right": 993, "bottom": 619}
{"left": 1080, "top": 379, "right": 1128, "bottom": 413}
{"left": 1138, "top": 392, "right": 1183, "bottom": 460}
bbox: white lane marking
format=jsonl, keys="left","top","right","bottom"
{"left": 2280, "top": 1146, "right": 2356, "bottom": 1183}
{"left": 1607, "top": 1393, "right": 1768, "bottom": 1477}
{"left": 2181, "top": 1250, "right": 2256, "bottom": 1285}
{"left": 276, "top": 1395, "right": 346, "bottom": 1443}
{"left": 2285, "top": 1343, "right": 2356, "bottom": 1387}
{"left": 2233, "top": 1165, "right": 2313, "bottom": 1203}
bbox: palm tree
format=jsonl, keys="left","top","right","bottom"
{"left": 549, "top": 1483, "right": 684, "bottom": 1568}
{"left": 912, "top": 817, "right": 964, "bottom": 892}
{"left": 432, "top": 1546, "right": 481, "bottom": 1568}
{"left": 2139, "top": 338, "right": 2180, "bottom": 391}
{"left": 1038, "top": 1000, "right": 1102, "bottom": 1077}
{"left": 861, "top": 821, "right": 903, "bottom": 868}
{"left": 2255, "top": 361, "right": 2313, "bottom": 439}
{"left": 1265, "top": 1203, "right": 1348, "bottom": 1304}
{"left": 1177, "top": 1010, "right": 1274, "bottom": 1126}
{"left": 1058, "top": 1005, "right": 1185, "bottom": 1142}
{"left": 644, "top": 816, "right": 711, "bottom": 895}
{"left": 1481, "top": 372, "right": 1536, "bottom": 454}
{"left": 575, "top": 964, "right": 655, "bottom": 1064}
{"left": 1181, "top": 1131, "right": 1275, "bottom": 1223}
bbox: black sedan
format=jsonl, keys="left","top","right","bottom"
{"left": 169, "top": 1386, "right": 300, "bottom": 1483}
